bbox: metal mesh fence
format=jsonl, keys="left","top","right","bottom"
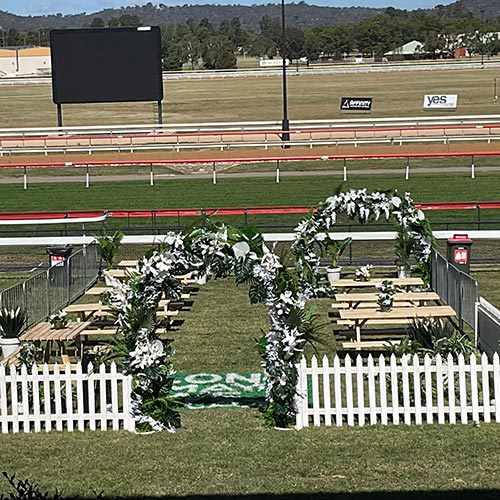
{"left": 1, "top": 238, "right": 498, "bottom": 272}
{"left": 0, "top": 244, "right": 99, "bottom": 327}
{"left": 477, "top": 298, "right": 500, "bottom": 357}
{"left": 431, "top": 248, "right": 478, "bottom": 329}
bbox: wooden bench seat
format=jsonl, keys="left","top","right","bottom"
{"left": 332, "top": 301, "right": 416, "bottom": 310}
{"left": 339, "top": 340, "right": 401, "bottom": 350}
{"left": 336, "top": 318, "right": 413, "bottom": 327}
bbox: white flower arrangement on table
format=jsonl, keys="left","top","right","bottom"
{"left": 48, "top": 310, "right": 68, "bottom": 329}
{"left": 376, "top": 280, "right": 400, "bottom": 312}
{"left": 355, "top": 264, "right": 372, "bottom": 281}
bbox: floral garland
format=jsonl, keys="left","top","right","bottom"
{"left": 292, "top": 188, "right": 433, "bottom": 287}
{"left": 102, "top": 188, "right": 433, "bottom": 431}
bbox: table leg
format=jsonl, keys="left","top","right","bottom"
{"left": 355, "top": 322, "right": 361, "bottom": 344}
{"left": 57, "top": 340, "right": 71, "bottom": 365}
{"left": 43, "top": 340, "right": 51, "bottom": 363}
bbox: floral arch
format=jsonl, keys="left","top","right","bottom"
{"left": 105, "top": 188, "right": 434, "bottom": 431}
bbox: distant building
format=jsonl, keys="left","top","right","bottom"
{"left": 0, "top": 47, "right": 51, "bottom": 76}
{"left": 384, "top": 40, "right": 425, "bottom": 61}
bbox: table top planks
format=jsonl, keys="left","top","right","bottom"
{"left": 330, "top": 277, "right": 424, "bottom": 289}
{"left": 21, "top": 321, "right": 91, "bottom": 342}
{"left": 334, "top": 291, "right": 440, "bottom": 303}
{"left": 339, "top": 305, "right": 456, "bottom": 321}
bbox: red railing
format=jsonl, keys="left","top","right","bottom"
{"left": 0, "top": 202, "right": 498, "bottom": 222}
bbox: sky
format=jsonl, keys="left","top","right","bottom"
{"left": 2, "top": 0, "right": 456, "bottom": 17}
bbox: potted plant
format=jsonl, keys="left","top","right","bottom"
{"left": 355, "top": 264, "right": 372, "bottom": 281}
{"left": 48, "top": 310, "right": 68, "bottom": 330}
{"left": 324, "top": 236, "right": 352, "bottom": 285}
{"left": 96, "top": 230, "right": 124, "bottom": 271}
{"left": 0, "top": 307, "right": 28, "bottom": 358}
{"left": 376, "top": 280, "right": 399, "bottom": 312}
{"left": 394, "top": 227, "right": 415, "bottom": 278}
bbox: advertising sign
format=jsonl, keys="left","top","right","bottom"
{"left": 340, "top": 97, "right": 373, "bottom": 111}
{"left": 423, "top": 94, "right": 458, "bottom": 109}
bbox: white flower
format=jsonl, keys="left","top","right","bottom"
{"left": 391, "top": 196, "right": 402, "bottom": 208}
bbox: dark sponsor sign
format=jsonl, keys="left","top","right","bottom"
{"left": 340, "top": 97, "right": 373, "bottom": 111}
{"left": 50, "top": 27, "right": 163, "bottom": 105}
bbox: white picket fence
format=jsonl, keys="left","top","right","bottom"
{"left": 295, "top": 353, "right": 500, "bottom": 429}
{"left": 0, "top": 362, "right": 135, "bottom": 433}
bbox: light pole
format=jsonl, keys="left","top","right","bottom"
{"left": 280, "top": 0, "right": 290, "bottom": 145}
{"left": 480, "top": 9, "right": 485, "bottom": 67}
{"left": 294, "top": 15, "right": 299, "bottom": 73}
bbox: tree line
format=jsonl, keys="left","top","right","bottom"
{"left": 2, "top": 7, "right": 500, "bottom": 70}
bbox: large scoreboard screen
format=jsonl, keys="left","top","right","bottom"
{"left": 50, "top": 27, "right": 163, "bottom": 104}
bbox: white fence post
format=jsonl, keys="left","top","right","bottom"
{"left": 294, "top": 353, "right": 500, "bottom": 429}
{"left": 0, "top": 362, "right": 134, "bottom": 434}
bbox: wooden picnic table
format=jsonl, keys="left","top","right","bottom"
{"left": 64, "top": 299, "right": 171, "bottom": 322}
{"left": 338, "top": 305, "right": 456, "bottom": 350}
{"left": 333, "top": 291, "right": 440, "bottom": 309}
{"left": 20, "top": 321, "right": 91, "bottom": 364}
{"left": 330, "top": 277, "right": 424, "bottom": 293}
{"left": 106, "top": 269, "right": 198, "bottom": 285}
{"left": 85, "top": 286, "right": 191, "bottom": 301}
{"left": 63, "top": 302, "right": 115, "bottom": 322}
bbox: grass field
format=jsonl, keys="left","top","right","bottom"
{"left": 1, "top": 67, "right": 500, "bottom": 128}
{"left": 0, "top": 172, "right": 497, "bottom": 213}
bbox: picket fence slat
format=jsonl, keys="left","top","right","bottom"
{"left": 322, "top": 356, "right": 332, "bottom": 427}
{"left": 295, "top": 353, "right": 500, "bottom": 429}
{"left": 0, "top": 362, "right": 134, "bottom": 434}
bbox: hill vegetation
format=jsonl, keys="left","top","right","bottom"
{"left": 0, "top": 0, "right": 499, "bottom": 33}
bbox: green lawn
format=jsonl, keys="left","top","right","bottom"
{"left": 0, "top": 172, "right": 496, "bottom": 213}
{"left": 0, "top": 409, "right": 500, "bottom": 499}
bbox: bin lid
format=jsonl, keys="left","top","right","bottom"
{"left": 46, "top": 245, "right": 74, "bottom": 256}
{"left": 447, "top": 233, "right": 472, "bottom": 244}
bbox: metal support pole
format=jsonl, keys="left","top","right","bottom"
{"left": 86, "top": 164, "right": 90, "bottom": 188}
{"left": 471, "top": 155, "right": 475, "bottom": 179}
{"left": 157, "top": 101, "right": 163, "bottom": 125}
{"left": 280, "top": 0, "right": 290, "bottom": 148}
{"left": 405, "top": 157, "right": 410, "bottom": 180}
{"left": 150, "top": 164, "right": 154, "bottom": 186}
{"left": 23, "top": 165, "right": 27, "bottom": 190}
{"left": 57, "top": 104, "right": 63, "bottom": 129}
{"left": 212, "top": 162, "right": 217, "bottom": 184}
{"left": 343, "top": 158, "right": 347, "bottom": 181}
{"left": 276, "top": 160, "right": 280, "bottom": 183}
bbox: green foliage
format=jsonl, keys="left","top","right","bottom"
{"left": 393, "top": 318, "right": 476, "bottom": 358}
{"left": 0, "top": 307, "right": 27, "bottom": 339}
{"left": 394, "top": 226, "right": 416, "bottom": 270}
{"left": 16, "top": 343, "right": 42, "bottom": 368}
{"left": 0, "top": 471, "right": 62, "bottom": 500}
{"left": 248, "top": 281, "right": 267, "bottom": 304}
{"left": 0, "top": 471, "right": 103, "bottom": 500}
{"left": 95, "top": 230, "right": 124, "bottom": 270}
{"left": 322, "top": 237, "right": 352, "bottom": 268}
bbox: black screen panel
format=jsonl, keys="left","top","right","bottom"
{"left": 50, "top": 27, "right": 163, "bottom": 104}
